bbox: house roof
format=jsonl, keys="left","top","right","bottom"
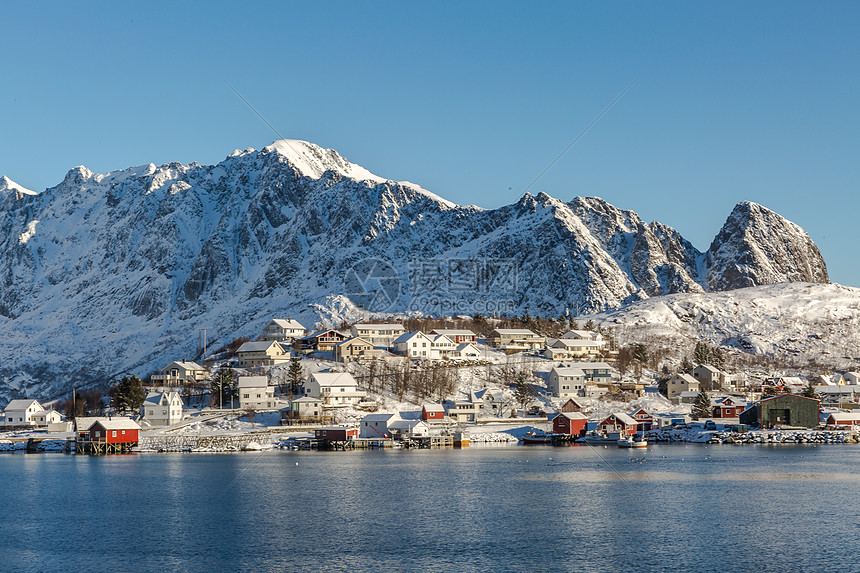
{"left": 3, "top": 399, "right": 42, "bottom": 412}
{"left": 758, "top": 393, "right": 819, "bottom": 404}
{"left": 561, "top": 329, "right": 603, "bottom": 340}
{"left": 456, "top": 343, "right": 479, "bottom": 352}
{"left": 548, "top": 339, "right": 603, "bottom": 348}
{"left": 237, "top": 376, "right": 269, "bottom": 389}
{"left": 695, "top": 364, "right": 722, "bottom": 374}
{"left": 423, "top": 403, "right": 445, "bottom": 412}
{"left": 310, "top": 371, "right": 358, "bottom": 387}
{"left": 557, "top": 412, "right": 588, "bottom": 421}
{"left": 269, "top": 319, "right": 306, "bottom": 330}
{"left": 605, "top": 412, "right": 638, "bottom": 426}
{"left": 492, "top": 329, "right": 539, "bottom": 336}
{"left": 392, "top": 331, "right": 431, "bottom": 344}
{"left": 557, "top": 361, "right": 613, "bottom": 371}
{"left": 236, "top": 340, "right": 283, "bottom": 353}
{"left": 361, "top": 413, "right": 401, "bottom": 423}
{"left": 291, "top": 396, "right": 322, "bottom": 404}
{"left": 551, "top": 366, "right": 586, "bottom": 377}
{"left": 163, "top": 361, "right": 206, "bottom": 371}
{"left": 430, "top": 329, "right": 476, "bottom": 337}
{"left": 353, "top": 323, "right": 405, "bottom": 331}
{"left": 336, "top": 337, "right": 373, "bottom": 347}
{"left": 673, "top": 373, "right": 699, "bottom": 385}
{"left": 827, "top": 413, "right": 860, "bottom": 422}
{"left": 389, "top": 419, "right": 428, "bottom": 430}
{"left": 89, "top": 418, "right": 141, "bottom": 431}
{"left": 143, "top": 391, "right": 184, "bottom": 406}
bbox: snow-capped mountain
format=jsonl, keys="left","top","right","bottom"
{"left": 0, "top": 140, "right": 831, "bottom": 399}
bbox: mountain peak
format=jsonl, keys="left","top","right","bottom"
{"left": 0, "top": 176, "right": 37, "bottom": 200}
{"left": 262, "top": 139, "right": 388, "bottom": 184}
{"left": 705, "top": 201, "right": 828, "bottom": 290}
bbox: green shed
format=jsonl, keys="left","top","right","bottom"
{"left": 739, "top": 394, "right": 820, "bottom": 429}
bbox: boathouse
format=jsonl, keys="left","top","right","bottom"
{"left": 826, "top": 412, "right": 860, "bottom": 427}
{"left": 314, "top": 426, "right": 358, "bottom": 442}
{"left": 552, "top": 412, "right": 588, "bottom": 436}
{"left": 739, "top": 394, "right": 820, "bottom": 429}
{"left": 598, "top": 412, "right": 638, "bottom": 436}
{"left": 81, "top": 418, "right": 140, "bottom": 454}
{"left": 422, "top": 403, "right": 445, "bottom": 421}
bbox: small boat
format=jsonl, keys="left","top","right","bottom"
{"left": 582, "top": 431, "right": 622, "bottom": 445}
{"left": 617, "top": 434, "right": 647, "bottom": 448}
{"left": 521, "top": 431, "right": 553, "bottom": 445}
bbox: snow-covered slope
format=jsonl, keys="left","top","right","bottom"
{"left": 585, "top": 282, "right": 860, "bottom": 369}
{"left": 0, "top": 140, "right": 831, "bottom": 399}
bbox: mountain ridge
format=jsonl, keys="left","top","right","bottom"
{"left": 0, "top": 139, "right": 830, "bottom": 399}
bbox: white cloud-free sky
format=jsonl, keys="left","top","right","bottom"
{"left": 2, "top": 1, "right": 858, "bottom": 285}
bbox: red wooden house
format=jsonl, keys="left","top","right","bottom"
{"left": 86, "top": 418, "right": 140, "bottom": 454}
{"left": 712, "top": 397, "right": 746, "bottom": 418}
{"left": 553, "top": 412, "right": 588, "bottom": 436}
{"left": 560, "top": 398, "right": 584, "bottom": 413}
{"left": 598, "top": 412, "right": 638, "bottom": 436}
{"left": 314, "top": 426, "right": 358, "bottom": 442}
{"left": 422, "top": 404, "right": 446, "bottom": 421}
{"left": 629, "top": 408, "right": 654, "bottom": 431}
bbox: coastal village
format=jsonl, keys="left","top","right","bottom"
{"left": 3, "top": 317, "right": 860, "bottom": 454}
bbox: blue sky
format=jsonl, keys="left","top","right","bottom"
{"left": 2, "top": 2, "right": 858, "bottom": 286}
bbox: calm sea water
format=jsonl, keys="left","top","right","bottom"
{"left": 1, "top": 444, "right": 857, "bottom": 572}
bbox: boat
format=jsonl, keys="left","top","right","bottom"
{"left": 521, "top": 431, "right": 553, "bottom": 445}
{"left": 581, "top": 431, "right": 622, "bottom": 445}
{"left": 617, "top": 434, "right": 648, "bottom": 448}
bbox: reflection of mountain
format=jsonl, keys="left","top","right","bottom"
{"left": 0, "top": 139, "right": 828, "bottom": 398}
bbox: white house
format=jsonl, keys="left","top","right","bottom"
{"left": 453, "top": 343, "right": 481, "bottom": 360}
{"left": 141, "top": 391, "right": 184, "bottom": 426}
{"left": 289, "top": 396, "right": 323, "bottom": 421}
{"left": 237, "top": 376, "right": 277, "bottom": 409}
{"left": 263, "top": 319, "right": 307, "bottom": 341}
{"left": 389, "top": 419, "right": 431, "bottom": 439}
{"left": 304, "top": 372, "right": 366, "bottom": 407}
{"left": 235, "top": 340, "right": 290, "bottom": 367}
{"left": 431, "top": 334, "right": 457, "bottom": 358}
{"left": 350, "top": 324, "right": 406, "bottom": 348}
{"left": 393, "top": 331, "right": 435, "bottom": 359}
{"left": 1, "top": 399, "right": 44, "bottom": 427}
{"left": 30, "top": 409, "right": 64, "bottom": 428}
{"left": 359, "top": 413, "right": 403, "bottom": 438}
{"left": 547, "top": 366, "right": 587, "bottom": 398}
{"left": 150, "top": 361, "right": 208, "bottom": 387}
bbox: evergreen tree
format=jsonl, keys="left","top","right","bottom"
{"left": 583, "top": 319, "right": 596, "bottom": 332}
{"left": 287, "top": 356, "right": 304, "bottom": 395}
{"left": 693, "top": 342, "right": 710, "bottom": 365}
{"left": 691, "top": 390, "right": 711, "bottom": 420}
{"left": 211, "top": 367, "right": 236, "bottom": 408}
{"left": 710, "top": 346, "right": 726, "bottom": 369}
{"left": 109, "top": 375, "right": 146, "bottom": 413}
{"left": 801, "top": 382, "right": 819, "bottom": 399}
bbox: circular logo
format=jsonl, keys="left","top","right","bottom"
{"left": 342, "top": 257, "right": 401, "bottom": 313}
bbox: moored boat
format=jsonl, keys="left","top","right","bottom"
{"left": 582, "top": 431, "right": 622, "bottom": 445}
{"left": 617, "top": 434, "right": 648, "bottom": 448}
{"left": 521, "top": 431, "right": 553, "bottom": 445}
